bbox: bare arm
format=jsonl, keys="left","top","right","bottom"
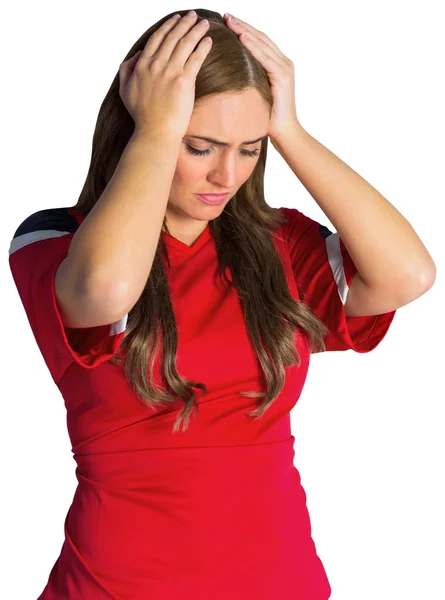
{"left": 55, "top": 130, "right": 181, "bottom": 328}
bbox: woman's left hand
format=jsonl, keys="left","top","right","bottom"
{"left": 224, "top": 13, "right": 301, "bottom": 140}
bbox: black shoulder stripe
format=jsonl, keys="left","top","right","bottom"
{"left": 9, "top": 207, "right": 79, "bottom": 255}
{"left": 12, "top": 207, "right": 79, "bottom": 238}
{"left": 318, "top": 223, "right": 334, "bottom": 240}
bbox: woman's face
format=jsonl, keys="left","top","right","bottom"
{"left": 165, "top": 88, "right": 270, "bottom": 242}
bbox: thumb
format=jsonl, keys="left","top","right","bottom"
{"left": 130, "top": 50, "right": 143, "bottom": 62}
{"left": 119, "top": 50, "right": 143, "bottom": 89}
{"left": 125, "top": 50, "right": 143, "bottom": 70}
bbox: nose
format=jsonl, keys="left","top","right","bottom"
{"left": 207, "top": 154, "right": 238, "bottom": 189}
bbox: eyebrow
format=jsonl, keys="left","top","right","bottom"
{"left": 186, "top": 134, "right": 268, "bottom": 147}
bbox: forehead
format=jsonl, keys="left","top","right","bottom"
{"left": 188, "top": 89, "right": 270, "bottom": 144}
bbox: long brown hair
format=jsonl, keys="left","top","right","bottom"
{"left": 72, "top": 8, "right": 329, "bottom": 433}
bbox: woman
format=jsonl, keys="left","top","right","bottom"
{"left": 8, "top": 8, "right": 435, "bottom": 600}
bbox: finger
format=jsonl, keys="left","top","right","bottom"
{"left": 170, "top": 18, "right": 210, "bottom": 68}
{"left": 225, "top": 15, "right": 285, "bottom": 58}
{"left": 121, "top": 49, "right": 142, "bottom": 69}
{"left": 239, "top": 33, "right": 283, "bottom": 70}
{"left": 183, "top": 35, "right": 213, "bottom": 79}
{"left": 128, "top": 50, "right": 143, "bottom": 67}
{"left": 137, "top": 14, "right": 184, "bottom": 66}
{"left": 153, "top": 12, "right": 203, "bottom": 64}
{"left": 119, "top": 50, "right": 143, "bottom": 92}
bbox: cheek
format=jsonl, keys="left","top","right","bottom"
{"left": 173, "top": 155, "right": 206, "bottom": 185}
{"left": 241, "top": 161, "right": 259, "bottom": 181}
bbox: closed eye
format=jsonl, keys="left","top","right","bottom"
{"left": 185, "top": 144, "right": 260, "bottom": 158}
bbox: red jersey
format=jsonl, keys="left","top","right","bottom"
{"left": 8, "top": 205, "right": 396, "bottom": 599}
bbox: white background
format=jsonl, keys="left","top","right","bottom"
{"left": 2, "top": 1, "right": 444, "bottom": 599}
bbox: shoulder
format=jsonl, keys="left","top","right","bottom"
{"left": 279, "top": 206, "right": 334, "bottom": 241}
{"left": 12, "top": 207, "right": 80, "bottom": 239}
{"left": 10, "top": 207, "right": 82, "bottom": 255}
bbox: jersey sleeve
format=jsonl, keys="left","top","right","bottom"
{"left": 8, "top": 208, "right": 127, "bottom": 383}
{"left": 281, "top": 206, "right": 397, "bottom": 353}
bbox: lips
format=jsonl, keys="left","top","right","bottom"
{"left": 196, "top": 193, "right": 229, "bottom": 205}
{"left": 198, "top": 193, "right": 229, "bottom": 198}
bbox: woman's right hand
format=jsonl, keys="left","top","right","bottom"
{"left": 119, "top": 11, "right": 212, "bottom": 140}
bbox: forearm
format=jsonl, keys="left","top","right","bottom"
{"left": 68, "top": 130, "right": 181, "bottom": 316}
{"left": 271, "top": 124, "right": 436, "bottom": 290}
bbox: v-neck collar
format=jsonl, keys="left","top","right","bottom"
{"left": 162, "top": 224, "right": 212, "bottom": 256}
